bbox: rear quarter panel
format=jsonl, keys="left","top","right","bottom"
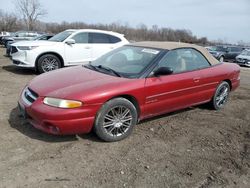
{"left": 202, "top": 62, "right": 240, "bottom": 94}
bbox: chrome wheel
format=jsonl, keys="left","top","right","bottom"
{"left": 215, "top": 85, "right": 229, "bottom": 107}
{"left": 41, "top": 57, "right": 59, "bottom": 72}
{"left": 103, "top": 106, "right": 132, "bottom": 137}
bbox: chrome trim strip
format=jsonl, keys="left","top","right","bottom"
{"left": 22, "top": 89, "right": 32, "bottom": 106}
{"left": 146, "top": 81, "right": 219, "bottom": 99}
{"left": 21, "top": 88, "right": 38, "bottom": 106}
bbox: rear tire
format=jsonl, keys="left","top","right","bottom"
{"left": 37, "top": 54, "right": 62, "bottom": 73}
{"left": 94, "top": 98, "right": 138, "bottom": 142}
{"left": 211, "top": 81, "right": 230, "bottom": 110}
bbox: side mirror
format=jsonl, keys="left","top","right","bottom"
{"left": 154, "top": 67, "right": 173, "bottom": 77}
{"left": 65, "top": 39, "right": 76, "bottom": 45}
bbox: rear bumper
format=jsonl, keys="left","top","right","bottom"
{"left": 231, "top": 77, "right": 240, "bottom": 91}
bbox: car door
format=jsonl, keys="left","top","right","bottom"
{"left": 225, "top": 47, "right": 239, "bottom": 60}
{"left": 64, "top": 32, "right": 92, "bottom": 65}
{"left": 144, "top": 48, "right": 212, "bottom": 118}
{"left": 88, "top": 32, "right": 120, "bottom": 61}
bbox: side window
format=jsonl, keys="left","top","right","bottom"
{"left": 71, "top": 33, "right": 88, "bottom": 43}
{"left": 17, "top": 32, "right": 26, "bottom": 37}
{"left": 227, "top": 47, "right": 232, "bottom": 52}
{"left": 190, "top": 49, "right": 211, "bottom": 69}
{"left": 158, "top": 48, "right": 210, "bottom": 73}
{"left": 231, "top": 47, "right": 241, "bottom": 52}
{"left": 109, "top": 35, "right": 121, "bottom": 43}
{"left": 89, "top": 33, "right": 110, "bottom": 43}
{"left": 27, "top": 33, "right": 37, "bottom": 37}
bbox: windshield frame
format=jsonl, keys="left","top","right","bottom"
{"left": 88, "top": 45, "right": 165, "bottom": 79}
{"left": 49, "top": 30, "right": 74, "bottom": 42}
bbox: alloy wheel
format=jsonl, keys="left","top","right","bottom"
{"left": 41, "top": 57, "right": 59, "bottom": 72}
{"left": 103, "top": 106, "right": 132, "bottom": 137}
{"left": 215, "top": 85, "right": 229, "bottom": 107}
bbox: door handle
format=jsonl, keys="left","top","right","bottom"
{"left": 193, "top": 77, "right": 200, "bottom": 83}
{"left": 110, "top": 47, "right": 114, "bottom": 49}
{"left": 85, "top": 46, "right": 91, "bottom": 49}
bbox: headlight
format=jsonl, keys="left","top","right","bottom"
{"left": 43, "top": 97, "right": 83, "bottom": 108}
{"left": 17, "top": 46, "right": 38, "bottom": 50}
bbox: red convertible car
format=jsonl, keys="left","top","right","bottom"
{"left": 18, "top": 42, "right": 240, "bottom": 141}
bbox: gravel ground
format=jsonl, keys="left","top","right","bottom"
{"left": 0, "top": 47, "right": 249, "bottom": 188}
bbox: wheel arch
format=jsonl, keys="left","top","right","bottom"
{"left": 222, "top": 79, "right": 232, "bottom": 91}
{"left": 35, "top": 52, "right": 64, "bottom": 70}
{"left": 218, "top": 55, "right": 224, "bottom": 61}
{"left": 108, "top": 94, "right": 141, "bottom": 120}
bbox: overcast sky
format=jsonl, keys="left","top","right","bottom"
{"left": 1, "top": 0, "right": 250, "bottom": 43}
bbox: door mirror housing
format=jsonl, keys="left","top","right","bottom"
{"left": 65, "top": 39, "right": 76, "bottom": 45}
{"left": 154, "top": 67, "right": 173, "bottom": 77}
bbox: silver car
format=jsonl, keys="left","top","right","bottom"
{"left": 235, "top": 49, "right": 250, "bottom": 67}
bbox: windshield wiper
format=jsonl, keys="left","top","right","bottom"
{"left": 97, "top": 65, "right": 122, "bottom": 77}
{"left": 83, "top": 63, "right": 98, "bottom": 70}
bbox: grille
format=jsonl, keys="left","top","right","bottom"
{"left": 11, "top": 46, "right": 18, "bottom": 54}
{"left": 237, "top": 58, "right": 248, "bottom": 63}
{"left": 23, "top": 87, "right": 38, "bottom": 105}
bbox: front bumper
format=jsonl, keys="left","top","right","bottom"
{"left": 11, "top": 50, "right": 37, "bottom": 68}
{"left": 18, "top": 88, "right": 100, "bottom": 135}
{"left": 235, "top": 61, "right": 250, "bottom": 67}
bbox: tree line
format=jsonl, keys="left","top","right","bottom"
{"left": 0, "top": 12, "right": 209, "bottom": 45}
{"left": 4, "top": 0, "right": 243, "bottom": 46}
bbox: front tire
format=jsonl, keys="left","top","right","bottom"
{"left": 219, "top": 56, "right": 224, "bottom": 62}
{"left": 37, "top": 54, "right": 62, "bottom": 73}
{"left": 94, "top": 98, "right": 138, "bottom": 142}
{"left": 211, "top": 81, "right": 230, "bottom": 110}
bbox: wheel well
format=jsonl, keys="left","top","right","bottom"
{"left": 219, "top": 55, "right": 224, "bottom": 60}
{"left": 223, "top": 79, "right": 232, "bottom": 90}
{"left": 110, "top": 95, "right": 141, "bottom": 119}
{"left": 35, "top": 52, "right": 64, "bottom": 70}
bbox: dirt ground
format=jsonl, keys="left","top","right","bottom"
{"left": 0, "top": 47, "right": 249, "bottom": 188}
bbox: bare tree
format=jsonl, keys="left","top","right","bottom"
{"left": 0, "top": 10, "right": 20, "bottom": 31}
{"left": 15, "top": 0, "right": 47, "bottom": 31}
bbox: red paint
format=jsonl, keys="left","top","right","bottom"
{"left": 18, "top": 62, "right": 240, "bottom": 135}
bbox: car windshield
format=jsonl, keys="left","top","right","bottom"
{"left": 34, "top": 35, "right": 44, "bottom": 40}
{"left": 49, "top": 31, "right": 74, "bottom": 42}
{"left": 89, "top": 46, "right": 161, "bottom": 78}
{"left": 240, "top": 50, "right": 250, "bottom": 56}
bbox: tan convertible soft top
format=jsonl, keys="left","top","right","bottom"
{"left": 130, "top": 41, "right": 220, "bottom": 65}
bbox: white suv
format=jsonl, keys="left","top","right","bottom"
{"left": 11, "top": 29, "right": 129, "bottom": 73}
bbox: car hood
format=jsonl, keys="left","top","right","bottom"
{"left": 236, "top": 55, "right": 250, "bottom": 60}
{"left": 28, "top": 66, "right": 135, "bottom": 100}
{"left": 12, "top": 40, "right": 59, "bottom": 47}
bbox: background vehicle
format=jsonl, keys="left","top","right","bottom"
{"left": 208, "top": 45, "right": 244, "bottom": 62}
{"left": 18, "top": 42, "right": 240, "bottom": 142}
{"left": 1, "top": 31, "right": 42, "bottom": 47}
{"left": 235, "top": 49, "right": 250, "bottom": 67}
{"left": 0, "top": 31, "right": 10, "bottom": 45}
{"left": 6, "top": 34, "right": 54, "bottom": 56}
{"left": 11, "top": 29, "right": 129, "bottom": 73}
